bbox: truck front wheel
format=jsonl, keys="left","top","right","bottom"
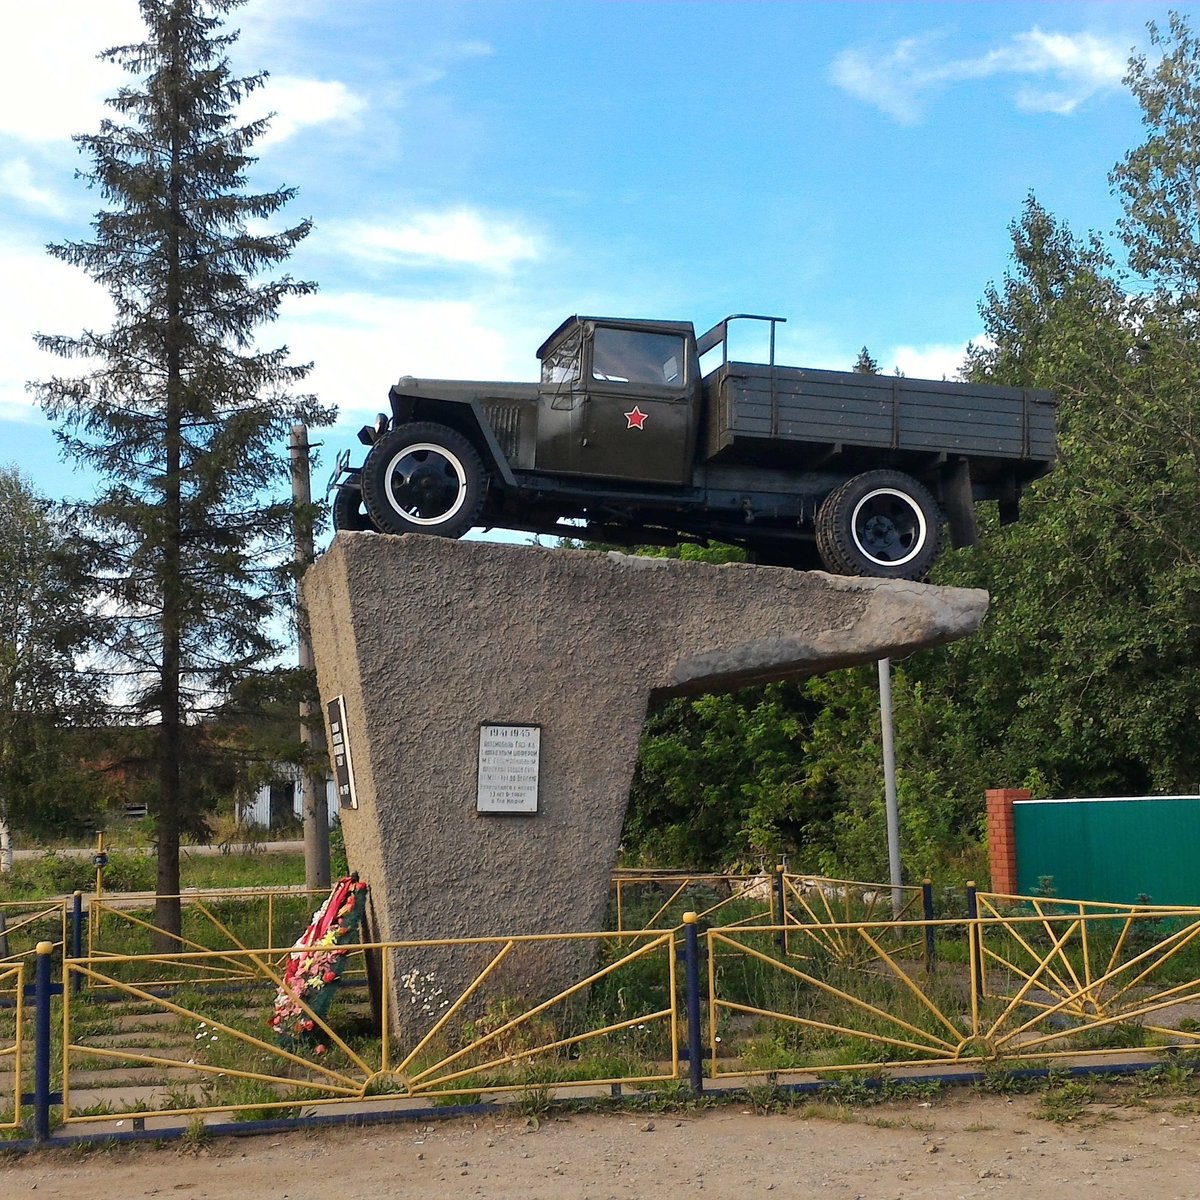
{"left": 361, "top": 421, "right": 487, "bottom": 539}
{"left": 815, "top": 470, "right": 942, "bottom": 580}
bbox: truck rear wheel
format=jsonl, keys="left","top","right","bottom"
{"left": 332, "top": 479, "right": 373, "bottom": 532}
{"left": 361, "top": 421, "right": 487, "bottom": 538}
{"left": 815, "top": 470, "right": 942, "bottom": 580}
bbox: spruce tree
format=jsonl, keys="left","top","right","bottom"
{"left": 32, "top": 0, "right": 333, "bottom": 943}
{"left": 852, "top": 346, "right": 880, "bottom": 374}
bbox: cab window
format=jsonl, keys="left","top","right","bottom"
{"left": 591, "top": 328, "right": 686, "bottom": 387}
{"left": 540, "top": 329, "right": 582, "bottom": 385}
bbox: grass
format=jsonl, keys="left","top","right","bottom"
{"left": 0, "top": 849, "right": 306, "bottom": 903}
{"left": 1036, "top": 1078, "right": 1096, "bottom": 1123}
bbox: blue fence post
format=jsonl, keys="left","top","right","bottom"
{"left": 34, "top": 940, "right": 53, "bottom": 1143}
{"left": 966, "top": 880, "right": 984, "bottom": 998}
{"left": 922, "top": 879, "right": 936, "bottom": 975}
{"left": 70, "top": 892, "right": 83, "bottom": 995}
{"left": 682, "top": 912, "right": 704, "bottom": 1097}
{"left": 773, "top": 865, "right": 786, "bottom": 952}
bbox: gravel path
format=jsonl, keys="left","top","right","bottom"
{"left": 3, "top": 1090, "right": 1199, "bottom": 1199}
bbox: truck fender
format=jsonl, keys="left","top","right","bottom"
{"left": 387, "top": 390, "right": 518, "bottom": 487}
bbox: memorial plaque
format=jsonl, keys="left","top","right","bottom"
{"left": 477, "top": 723, "right": 541, "bottom": 814}
{"left": 326, "top": 695, "right": 358, "bottom": 810}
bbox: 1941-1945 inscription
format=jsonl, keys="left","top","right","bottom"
{"left": 477, "top": 723, "right": 541, "bottom": 814}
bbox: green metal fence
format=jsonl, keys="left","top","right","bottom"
{"left": 1013, "top": 795, "right": 1200, "bottom": 905}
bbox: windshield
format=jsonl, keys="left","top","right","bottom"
{"left": 591, "top": 328, "right": 685, "bottom": 386}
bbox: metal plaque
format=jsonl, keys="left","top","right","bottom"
{"left": 477, "top": 723, "right": 541, "bottom": 814}
{"left": 326, "top": 695, "right": 358, "bottom": 811}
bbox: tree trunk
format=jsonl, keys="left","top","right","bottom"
{"left": 0, "top": 797, "right": 11, "bottom": 874}
{"left": 152, "top": 18, "right": 185, "bottom": 952}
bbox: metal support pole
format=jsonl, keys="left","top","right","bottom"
{"left": 34, "top": 940, "right": 53, "bottom": 1142}
{"left": 0, "top": 908, "right": 8, "bottom": 961}
{"left": 92, "top": 832, "right": 105, "bottom": 954}
{"left": 93, "top": 831, "right": 105, "bottom": 903}
{"left": 682, "top": 912, "right": 704, "bottom": 1097}
{"left": 773, "top": 865, "right": 786, "bottom": 952}
{"left": 70, "top": 892, "right": 83, "bottom": 994}
{"left": 877, "top": 658, "right": 903, "bottom": 916}
{"left": 291, "top": 423, "right": 331, "bottom": 891}
{"left": 966, "top": 880, "right": 984, "bottom": 998}
{"left": 922, "top": 878, "right": 936, "bottom": 975}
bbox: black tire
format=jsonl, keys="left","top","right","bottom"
{"left": 332, "top": 479, "right": 373, "bottom": 532}
{"left": 361, "top": 421, "right": 487, "bottom": 538}
{"left": 815, "top": 470, "right": 942, "bottom": 580}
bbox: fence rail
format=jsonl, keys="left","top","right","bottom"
{"left": 5, "top": 878, "right": 1200, "bottom": 1146}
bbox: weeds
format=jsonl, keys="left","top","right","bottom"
{"left": 744, "top": 1079, "right": 791, "bottom": 1113}
{"left": 974, "top": 1064, "right": 1040, "bottom": 1095}
{"left": 1036, "top": 1079, "right": 1095, "bottom": 1123}
{"left": 179, "top": 1115, "right": 211, "bottom": 1150}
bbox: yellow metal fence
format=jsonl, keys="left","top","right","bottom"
{"left": 6, "top": 879, "right": 1200, "bottom": 1142}
{"left": 57, "top": 929, "right": 677, "bottom": 1127}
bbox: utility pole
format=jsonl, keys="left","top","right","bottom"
{"left": 878, "top": 657, "right": 903, "bottom": 916}
{"left": 290, "top": 423, "right": 331, "bottom": 890}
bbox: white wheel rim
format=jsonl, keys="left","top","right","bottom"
{"left": 849, "top": 487, "right": 928, "bottom": 567}
{"left": 382, "top": 442, "right": 469, "bottom": 526}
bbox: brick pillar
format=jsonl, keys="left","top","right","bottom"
{"left": 985, "top": 788, "right": 1030, "bottom": 896}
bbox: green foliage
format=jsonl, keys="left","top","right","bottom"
{"left": 1114, "top": 12, "right": 1200, "bottom": 292}
{"left": 329, "top": 818, "right": 348, "bottom": 878}
{"left": 625, "top": 682, "right": 826, "bottom": 866}
{"left": 0, "top": 468, "right": 107, "bottom": 848}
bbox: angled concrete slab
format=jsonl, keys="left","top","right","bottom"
{"left": 303, "top": 534, "right": 987, "bottom": 1028}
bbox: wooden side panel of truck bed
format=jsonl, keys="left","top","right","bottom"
{"left": 705, "top": 363, "right": 1056, "bottom": 471}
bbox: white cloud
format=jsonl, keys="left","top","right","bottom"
{"left": 888, "top": 340, "right": 975, "bottom": 381}
{"left": 242, "top": 75, "right": 367, "bottom": 148}
{"left": 0, "top": 160, "right": 69, "bottom": 217}
{"left": 276, "top": 291, "right": 541, "bottom": 441}
{"left": 830, "top": 27, "right": 1127, "bottom": 124}
{"left": 0, "top": 240, "right": 114, "bottom": 423}
{"left": 326, "top": 208, "right": 542, "bottom": 273}
{"left": 0, "top": 2, "right": 363, "bottom": 150}
{"left": 0, "top": 1, "right": 143, "bottom": 143}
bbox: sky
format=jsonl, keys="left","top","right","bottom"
{"left": 0, "top": 0, "right": 1164, "bottom": 514}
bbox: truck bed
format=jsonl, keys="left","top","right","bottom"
{"left": 704, "top": 362, "right": 1056, "bottom": 480}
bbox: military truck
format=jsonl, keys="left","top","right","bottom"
{"left": 330, "top": 314, "right": 1055, "bottom": 579}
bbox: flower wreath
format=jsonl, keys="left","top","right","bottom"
{"left": 269, "top": 873, "right": 369, "bottom": 1051}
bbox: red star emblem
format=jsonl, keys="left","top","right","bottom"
{"left": 624, "top": 405, "right": 648, "bottom": 430}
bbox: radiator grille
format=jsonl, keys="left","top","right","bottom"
{"left": 485, "top": 403, "right": 523, "bottom": 461}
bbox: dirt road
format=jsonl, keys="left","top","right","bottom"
{"left": 3, "top": 1089, "right": 1198, "bottom": 1200}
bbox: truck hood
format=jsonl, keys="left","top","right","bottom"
{"left": 388, "top": 377, "right": 540, "bottom": 403}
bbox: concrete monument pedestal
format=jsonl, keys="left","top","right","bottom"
{"left": 302, "top": 534, "right": 987, "bottom": 1029}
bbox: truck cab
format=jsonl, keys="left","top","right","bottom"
{"left": 532, "top": 317, "right": 700, "bottom": 485}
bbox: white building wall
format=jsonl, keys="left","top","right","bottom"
{"left": 239, "top": 768, "right": 340, "bottom": 830}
